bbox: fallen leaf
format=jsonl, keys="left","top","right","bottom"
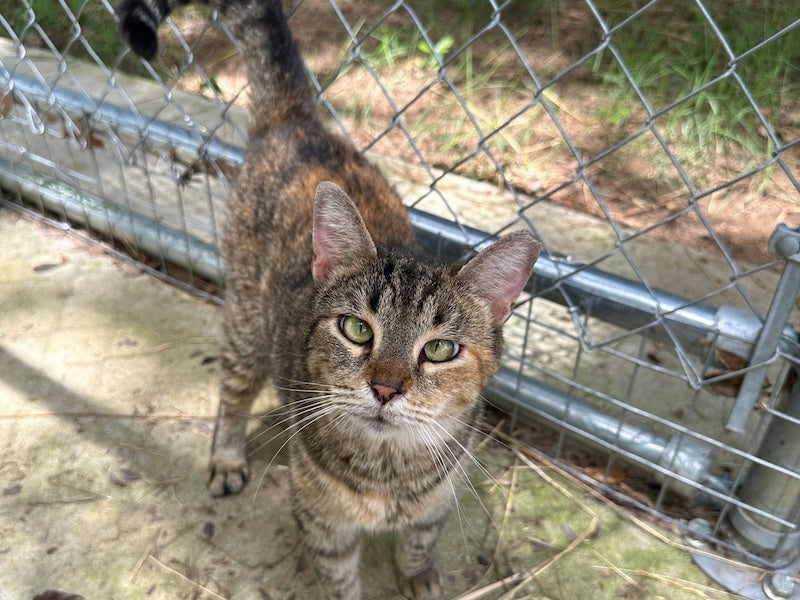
{"left": 2, "top": 484, "right": 21, "bottom": 496}
{"left": 714, "top": 348, "right": 748, "bottom": 371}
{"left": 582, "top": 465, "right": 626, "bottom": 485}
{"left": 32, "top": 591, "right": 84, "bottom": 600}
{"left": 0, "top": 93, "right": 13, "bottom": 118}
{"left": 63, "top": 117, "right": 105, "bottom": 149}
{"left": 203, "top": 521, "right": 215, "bottom": 538}
{"left": 705, "top": 370, "right": 770, "bottom": 398}
{"left": 561, "top": 523, "right": 577, "bottom": 541}
{"left": 33, "top": 263, "right": 62, "bottom": 273}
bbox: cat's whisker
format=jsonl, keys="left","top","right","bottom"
{"left": 270, "top": 393, "right": 343, "bottom": 411}
{"left": 428, "top": 421, "right": 499, "bottom": 529}
{"left": 246, "top": 395, "right": 338, "bottom": 445}
{"left": 315, "top": 410, "right": 352, "bottom": 443}
{"left": 247, "top": 397, "right": 339, "bottom": 452}
{"left": 274, "top": 383, "right": 340, "bottom": 394}
{"left": 269, "top": 393, "right": 339, "bottom": 415}
{"left": 257, "top": 396, "right": 334, "bottom": 420}
{"left": 417, "top": 426, "right": 472, "bottom": 557}
{"left": 251, "top": 404, "right": 342, "bottom": 502}
{"left": 424, "top": 424, "right": 485, "bottom": 501}
{"left": 273, "top": 375, "right": 340, "bottom": 391}
{"left": 441, "top": 413, "right": 510, "bottom": 494}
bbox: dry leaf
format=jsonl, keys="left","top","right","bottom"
{"left": 582, "top": 465, "right": 626, "bottom": 485}
{"left": 0, "top": 92, "right": 13, "bottom": 118}
{"left": 714, "top": 348, "right": 748, "bottom": 371}
{"left": 32, "top": 591, "right": 84, "bottom": 600}
{"left": 63, "top": 117, "right": 105, "bottom": 149}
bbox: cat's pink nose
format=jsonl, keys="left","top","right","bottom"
{"left": 370, "top": 381, "right": 401, "bottom": 405}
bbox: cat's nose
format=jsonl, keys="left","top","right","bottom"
{"left": 370, "top": 380, "right": 402, "bottom": 405}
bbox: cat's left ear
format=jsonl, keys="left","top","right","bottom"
{"left": 457, "top": 231, "right": 540, "bottom": 326}
{"left": 312, "top": 181, "right": 377, "bottom": 285}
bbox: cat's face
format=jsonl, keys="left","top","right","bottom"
{"left": 303, "top": 181, "right": 539, "bottom": 444}
{"left": 306, "top": 255, "right": 501, "bottom": 441}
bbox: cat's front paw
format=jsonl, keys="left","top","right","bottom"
{"left": 399, "top": 567, "right": 441, "bottom": 600}
{"left": 208, "top": 448, "right": 250, "bottom": 496}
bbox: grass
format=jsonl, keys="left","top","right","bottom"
{"left": 3, "top": 0, "right": 798, "bottom": 189}
{"left": 589, "top": 0, "right": 800, "bottom": 163}
{"left": 362, "top": 1, "right": 797, "bottom": 162}
{"left": 360, "top": 1, "right": 552, "bottom": 97}
{"left": 0, "top": 0, "right": 152, "bottom": 77}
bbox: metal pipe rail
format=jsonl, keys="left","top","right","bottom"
{"left": 409, "top": 210, "right": 800, "bottom": 365}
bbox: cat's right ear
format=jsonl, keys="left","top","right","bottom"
{"left": 457, "top": 230, "right": 539, "bottom": 326}
{"left": 312, "top": 181, "right": 377, "bottom": 285}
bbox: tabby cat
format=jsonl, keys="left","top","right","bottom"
{"left": 118, "top": 1, "right": 539, "bottom": 598}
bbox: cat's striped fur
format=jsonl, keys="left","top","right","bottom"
{"left": 118, "top": 1, "right": 539, "bottom": 598}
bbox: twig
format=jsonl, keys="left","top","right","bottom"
{"left": 491, "top": 458, "right": 519, "bottom": 563}
{"left": 130, "top": 527, "right": 161, "bottom": 582}
{"left": 541, "top": 88, "right": 590, "bottom": 125}
{"left": 147, "top": 555, "right": 228, "bottom": 600}
{"left": 591, "top": 550, "right": 637, "bottom": 586}
{"left": 452, "top": 570, "right": 529, "bottom": 600}
{"left": 26, "top": 496, "right": 102, "bottom": 506}
{"left": 453, "top": 447, "right": 599, "bottom": 600}
{"left": 496, "top": 433, "right": 768, "bottom": 584}
{"left": 475, "top": 418, "right": 506, "bottom": 452}
{"left": 624, "top": 568, "right": 745, "bottom": 599}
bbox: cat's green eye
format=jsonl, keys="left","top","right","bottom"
{"left": 340, "top": 316, "right": 373, "bottom": 345}
{"left": 423, "top": 339, "right": 460, "bottom": 363}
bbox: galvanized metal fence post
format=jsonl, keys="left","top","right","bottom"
{"left": 727, "top": 227, "right": 800, "bottom": 563}
{"left": 730, "top": 374, "right": 800, "bottom": 562}
{"left": 727, "top": 226, "right": 800, "bottom": 433}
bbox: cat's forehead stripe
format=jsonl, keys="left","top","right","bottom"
{"left": 374, "top": 257, "right": 443, "bottom": 317}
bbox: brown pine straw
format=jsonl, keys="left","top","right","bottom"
{"left": 455, "top": 432, "right": 750, "bottom": 600}
{"left": 453, "top": 442, "right": 600, "bottom": 600}
{"left": 147, "top": 555, "right": 228, "bottom": 600}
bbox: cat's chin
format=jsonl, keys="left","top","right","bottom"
{"left": 358, "top": 415, "right": 425, "bottom": 447}
{"left": 365, "top": 414, "right": 391, "bottom": 432}
{"left": 360, "top": 407, "right": 399, "bottom": 430}
{"left": 351, "top": 405, "right": 411, "bottom": 437}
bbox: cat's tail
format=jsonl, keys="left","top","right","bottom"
{"left": 118, "top": 0, "right": 191, "bottom": 61}
{"left": 118, "top": 0, "right": 316, "bottom": 126}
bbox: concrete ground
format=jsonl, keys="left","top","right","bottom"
{"left": 0, "top": 205, "right": 744, "bottom": 599}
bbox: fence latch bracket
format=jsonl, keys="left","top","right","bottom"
{"left": 726, "top": 224, "right": 800, "bottom": 432}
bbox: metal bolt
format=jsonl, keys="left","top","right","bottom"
{"left": 769, "top": 224, "right": 800, "bottom": 259}
{"left": 775, "top": 235, "right": 800, "bottom": 259}
{"left": 685, "top": 518, "right": 712, "bottom": 549}
{"left": 764, "top": 572, "right": 796, "bottom": 599}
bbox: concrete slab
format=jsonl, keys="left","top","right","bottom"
{"left": 0, "top": 207, "right": 741, "bottom": 599}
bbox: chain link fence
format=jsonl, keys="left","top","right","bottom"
{"left": 2, "top": 0, "right": 800, "bottom": 593}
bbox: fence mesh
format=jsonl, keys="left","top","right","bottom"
{"left": 2, "top": 0, "right": 800, "bottom": 576}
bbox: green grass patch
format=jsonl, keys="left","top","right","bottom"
{"left": 3, "top": 0, "right": 797, "bottom": 178}
{"left": 359, "top": 0, "right": 798, "bottom": 173}
{"left": 0, "top": 0, "right": 150, "bottom": 76}
{"left": 590, "top": 0, "right": 800, "bottom": 163}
